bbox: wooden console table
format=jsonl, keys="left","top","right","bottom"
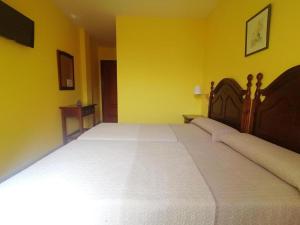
{"left": 59, "top": 104, "right": 96, "bottom": 144}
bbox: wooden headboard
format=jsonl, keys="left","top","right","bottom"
{"left": 251, "top": 66, "right": 300, "bottom": 153}
{"left": 208, "top": 75, "right": 253, "bottom": 132}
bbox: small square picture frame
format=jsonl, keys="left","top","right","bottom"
{"left": 57, "top": 50, "right": 75, "bottom": 90}
{"left": 245, "top": 4, "right": 272, "bottom": 57}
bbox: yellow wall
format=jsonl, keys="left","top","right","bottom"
{"left": 79, "top": 29, "right": 92, "bottom": 105}
{"left": 0, "top": 0, "right": 83, "bottom": 179}
{"left": 116, "top": 17, "right": 206, "bottom": 124}
{"left": 203, "top": 0, "right": 300, "bottom": 113}
{"left": 79, "top": 30, "right": 101, "bottom": 123}
{"left": 98, "top": 47, "right": 117, "bottom": 60}
{"left": 90, "top": 39, "right": 101, "bottom": 123}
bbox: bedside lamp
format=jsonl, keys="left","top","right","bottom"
{"left": 194, "top": 85, "right": 202, "bottom": 95}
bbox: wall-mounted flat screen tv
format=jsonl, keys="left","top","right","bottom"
{"left": 0, "top": 1, "right": 35, "bottom": 48}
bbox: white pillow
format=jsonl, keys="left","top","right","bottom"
{"left": 220, "top": 133, "right": 300, "bottom": 191}
{"left": 191, "top": 117, "right": 238, "bottom": 142}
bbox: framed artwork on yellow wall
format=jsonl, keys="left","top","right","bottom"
{"left": 57, "top": 50, "right": 75, "bottom": 90}
{"left": 245, "top": 4, "right": 272, "bottom": 57}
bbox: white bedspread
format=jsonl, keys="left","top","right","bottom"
{"left": 171, "top": 125, "right": 300, "bottom": 225}
{"left": 0, "top": 140, "right": 215, "bottom": 225}
{"left": 78, "top": 123, "right": 178, "bottom": 142}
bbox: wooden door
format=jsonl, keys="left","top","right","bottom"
{"left": 101, "top": 60, "right": 118, "bottom": 122}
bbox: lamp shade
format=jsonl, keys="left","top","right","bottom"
{"left": 194, "top": 85, "right": 202, "bottom": 95}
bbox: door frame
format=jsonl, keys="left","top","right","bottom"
{"left": 100, "top": 60, "right": 118, "bottom": 122}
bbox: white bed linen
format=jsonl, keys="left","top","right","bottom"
{"left": 219, "top": 132, "right": 300, "bottom": 190}
{"left": 171, "top": 125, "right": 300, "bottom": 225}
{"left": 0, "top": 140, "right": 215, "bottom": 225}
{"left": 191, "top": 117, "right": 238, "bottom": 141}
{"left": 78, "top": 123, "right": 178, "bottom": 142}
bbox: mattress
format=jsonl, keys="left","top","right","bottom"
{"left": 171, "top": 125, "right": 300, "bottom": 225}
{"left": 78, "top": 123, "right": 178, "bottom": 142}
{"left": 0, "top": 140, "right": 215, "bottom": 225}
{"left": 1, "top": 124, "right": 299, "bottom": 225}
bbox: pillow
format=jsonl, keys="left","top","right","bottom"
{"left": 220, "top": 133, "right": 300, "bottom": 191}
{"left": 191, "top": 117, "right": 238, "bottom": 142}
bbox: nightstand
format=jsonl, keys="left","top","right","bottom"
{"left": 182, "top": 114, "right": 201, "bottom": 124}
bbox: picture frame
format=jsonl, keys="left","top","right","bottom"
{"left": 57, "top": 50, "right": 75, "bottom": 90}
{"left": 245, "top": 4, "right": 272, "bottom": 57}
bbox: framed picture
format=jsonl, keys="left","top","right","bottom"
{"left": 245, "top": 4, "right": 272, "bottom": 56}
{"left": 57, "top": 50, "right": 75, "bottom": 90}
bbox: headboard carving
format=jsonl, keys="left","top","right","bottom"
{"left": 252, "top": 66, "right": 300, "bottom": 153}
{"left": 249, "top": 73, "right": 263, "bottom": 132}
{"left": 208, "top": 75, "right": 253, "bottom": 132}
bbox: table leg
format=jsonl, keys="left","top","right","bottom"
{"left": 93, "top": 112, "right": 96, "bottom": 126}
{"left": 61, "top": 113, "right": 67, "bottom": 144}
{"left": 79, "top": 111, "right": 84, "bottom": 133}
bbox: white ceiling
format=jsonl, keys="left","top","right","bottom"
{"left": 53, "top": 0, "right": 218, "bottom": 47}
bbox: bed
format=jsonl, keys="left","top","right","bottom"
{"left": 0, "top": 70, "right": 299, "bottom": 225}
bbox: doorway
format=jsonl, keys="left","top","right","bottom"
{"left": 100, "top": 60, "right": 118, "bottom": 123}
